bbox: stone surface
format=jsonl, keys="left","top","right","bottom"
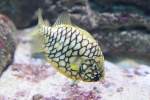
{"left": 92, "top": 0, "right": 150, "bottom": 15}
{"left": 0, "top": 28, "right": 150, "bottom": 100}
{"left": 0, "top": 46, "right": 150, "bottom": 100}
{"left": 0, "top": 14, "right": 16, "bottom": 76}
{"left": 0, "top": 1, "right": 150, "bottom": 99}
{"left": 1, "top": 0, "right": 150, "bottom": 29}
{"left": 0, "top": 0, "right": 150, "bottom": 60}
{"left": 94, "top": 30, "right": 150, "bottom": 60}
{"left": 0, "top": 0, "right": 39, "bottom": 28}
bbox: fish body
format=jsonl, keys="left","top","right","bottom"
{"left": 33, "top": 9, "right": 104, "bottom": 82}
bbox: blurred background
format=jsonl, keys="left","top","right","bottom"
{"left": 0, "top": 0, "right": 150, "bottom": 64}
{"left": 0, "top": 0, "right": 150, "bottom": 100}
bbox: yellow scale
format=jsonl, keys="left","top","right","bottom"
{"left": 31, "top": 9, "right": 104, "bottom": 82}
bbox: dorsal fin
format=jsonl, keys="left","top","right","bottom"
{"left": 37, "top": 8, "right": 44, "bottom": 26}
{"left": 53, "top": 12, "right": 72, "bottom": 26}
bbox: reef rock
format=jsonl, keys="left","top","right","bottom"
{"left": 0, "top": 14, "right": 16, "bottom": 76}
{"left": 0, "top": 32, "right": 150, "bottom": 99}
{"left": 92, "top": 0, "right": 150, "bottom": 14}
{"left": 0, "top": 0, "right": 150, "bottom": 60}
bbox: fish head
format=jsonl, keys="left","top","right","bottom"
{"left": 79, "top": 59, "right": 102, "bottom": 82}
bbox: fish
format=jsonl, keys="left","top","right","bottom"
{"left": 32, "top": 9, "right": 104, "bottom": 82}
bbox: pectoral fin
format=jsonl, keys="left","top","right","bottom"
{"left": 70, "top": 63, "right": 79, "bottom": 71}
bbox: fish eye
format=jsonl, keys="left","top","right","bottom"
{"left": 92, "top": 73, "right": 100, "bottom": 81}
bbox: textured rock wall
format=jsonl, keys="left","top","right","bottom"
{"left": 0, "top": 0, "right": 150, "bottom": 60}
{"left": 0, "top": 14, "right": 16, "bottom": 76}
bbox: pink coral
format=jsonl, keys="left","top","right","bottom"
{"left": 62, "top": 84, "right": 101, "bottom": 100}
{"left": 11, "top": 63, "right": 56, "bottom": 83}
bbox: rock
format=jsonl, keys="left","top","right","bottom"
{"left": 0, "top": 0, "right": 150, "bottom": 60}
{"left": 72, "top": 12, "right": 150, "bottom": 60}
{"left": 0, "top": 0, "right": 87, "bottom": 28}
{"left": 0, "top": 0, "right": 39, "bottom": 29}
{"left": 90, "top": 13, "right": 150, "bottom": 30}
{"left": 92, "top": 0, "right": 150, "bottom": 15}
{"left": 0, "top": 14, "right": 16, "bottom": 76}
{"left": 32, "top": 94, "right": 44, "bottom": 100}
{"left": 1, "top": 0, "right": 150, "bottom": 28}
{"left": 0, "top": 50, "right": 150, "bottom": 100}
{"left": 93, "top": 30, "right": 150, "bottom": 60}
{"left": 0, "top": 21, "right": 149, "bottom": 100}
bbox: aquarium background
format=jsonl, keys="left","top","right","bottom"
{"left": 0, "top": 0, "right": 150, "bottom": 100}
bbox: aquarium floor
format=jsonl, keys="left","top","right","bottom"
{"left": 0, "top": 29, "right": 150, "bottom": 100}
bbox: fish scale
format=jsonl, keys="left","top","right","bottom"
{"left": 43, "top": 25, "right": 104, "bottom": 81}
{"left": 34, "top": 10, "right": 104, "bottom": 82}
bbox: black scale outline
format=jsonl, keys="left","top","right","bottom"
{"left": 44, "top": 26, "right": 103, "bottom": 80}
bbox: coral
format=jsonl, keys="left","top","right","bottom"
{"left": 0, "top": 14, "right": 16, "bottom": 76}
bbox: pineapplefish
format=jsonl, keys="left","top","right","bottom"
{"left": 32, "top": 9, "right": 104, "bottom": 82}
